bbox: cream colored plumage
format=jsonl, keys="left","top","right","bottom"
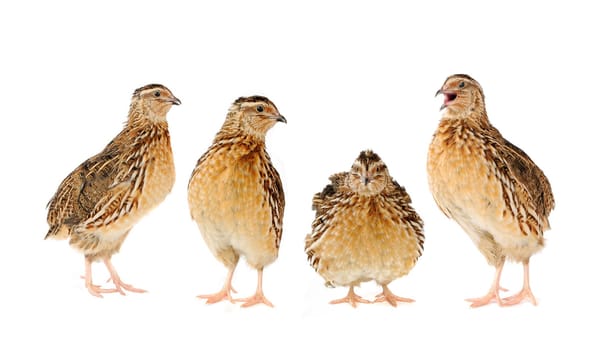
{"left": 188, "top": 96, "right": 285, "bottom": 307}
{"left": 427, "top": 74, "right": 554, "bottom": 307}
{"left": 46, "top": 84, "right": 180, "bottom": 297}
{"left": 305, "top": 150, "right": 424, "bottom": 307}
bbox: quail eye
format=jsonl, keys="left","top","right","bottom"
{"left": 154, "top": 91, "right": 161, "bottom": 97}
{"left": 256, "top": 105, "right": 264, "bottom": 113}
{"left": 458, "top": 81, "right": 465, "bottom": 88}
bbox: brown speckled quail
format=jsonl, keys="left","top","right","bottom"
{"left": 46, "top": 84, "right": 180, "bottom": 297}
{"left": 188, "top": 96, "right": 286, "bottom": 308}
{"left": 427, "top": 74, "right": 554, "bottom": 307}
{"left": 305, "top": 150, "right": 424, "bottom": 307}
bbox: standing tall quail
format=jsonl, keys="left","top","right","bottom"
{"left": 188, "top": 96, "right": 286, "bottom": 308}
{"left": 46, "top": 84, "right": 181, "bottom": 297}
{"left": 427, "top": 74, "right": 554, "bottom": 307}
{"left": 305, "top": 150, "right": 424, "bottom": 307}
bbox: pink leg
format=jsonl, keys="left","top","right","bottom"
{"left": 103, "top": 257, "right": 147, "bottom": 295}
{"left": 466, "top": 261, "right": 505, "bottom": 307}
{"left": 374, "top": 284, "right": 415, "bottom": 307}
{"left": 198, "top": 265, "right": 238, "bottom": 304}
{"left": 234, "top": 268, "right": 274, "bottom": 308}
{"left": 330, "top": 286, "right": 371, "bottom": 308}
{"left": 502, "top": 259, "right": 538, "bottom": 306}
{"left": 83, "top": 257, "right": 117, "bottom": 298}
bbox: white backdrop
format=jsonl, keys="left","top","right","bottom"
{"left": 1, "top": 1, "right": 587, "bottom": 349}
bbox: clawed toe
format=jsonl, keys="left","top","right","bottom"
{"left": 329, "top": 287, "right": 370, "bottom": 308}
{"left": 374, "top": 291, "right": 414, "bottom": 307}
{"left": 501, "top": 288, "right": 537, "bottom": 306}
{"left": 198, "top": 289, "right": 234, "bottom": 304}
{"left": 234, "top": 293, "right": 274, "bottom": 308}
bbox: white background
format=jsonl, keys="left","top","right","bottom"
{"left": 1, "top": 1, "right": 588, "bottom": 349}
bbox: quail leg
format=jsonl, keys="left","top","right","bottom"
{"left": 103, "top": 257, "right": 147, "bottom": 295}
{"left": 198, "top": 265, "right": 238, "bottom": 304}
{"left": 83, "top": 257, "right": 118, "bottom": 297}
{"left": 374, "top": 284, "right": 414, "bottom": 307}
{"left": 466, "top": 262, "right": 505, "bottom": 307}
{"left": 502, "top": 260, "right": 537, "bottom": 306}
{"left": 234, "top": 268, "right": 273, "bottom": 308}
{"left": 330, "top": 286, "right": 371, "bottom": 308}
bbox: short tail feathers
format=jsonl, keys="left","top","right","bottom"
{"left": 45, "top": 224, "right": 70, "bottom": 240}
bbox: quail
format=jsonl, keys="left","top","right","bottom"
{"left": 188, "top": 96, "right": 285, "bottom": 307}
{"left": 305, "top": 150, "right": 424, "bottom": 307}
{"left": 46, "top": 84, "right": 181, "bottom": 297}
{"left": 427, "top": 74, "right": 554, "bottom": 307}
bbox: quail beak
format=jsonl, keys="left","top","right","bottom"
{"left": 435, "top": 89, "right": 445, "bottom": 110}
{"left": 435, "top": 89, "right": 457, "bottom": 111}
{"left": 258, "top": 111, "right": 286, "bottom": 123}
{"left": 168, "top": 97, "right": 182, "bottom": 105}
{"left": 362, "top": 176, "right": 371, "bottom": 185}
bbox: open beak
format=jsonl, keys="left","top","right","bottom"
{"left": 435, "top": 89, "right": 457, "bottom": 111}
